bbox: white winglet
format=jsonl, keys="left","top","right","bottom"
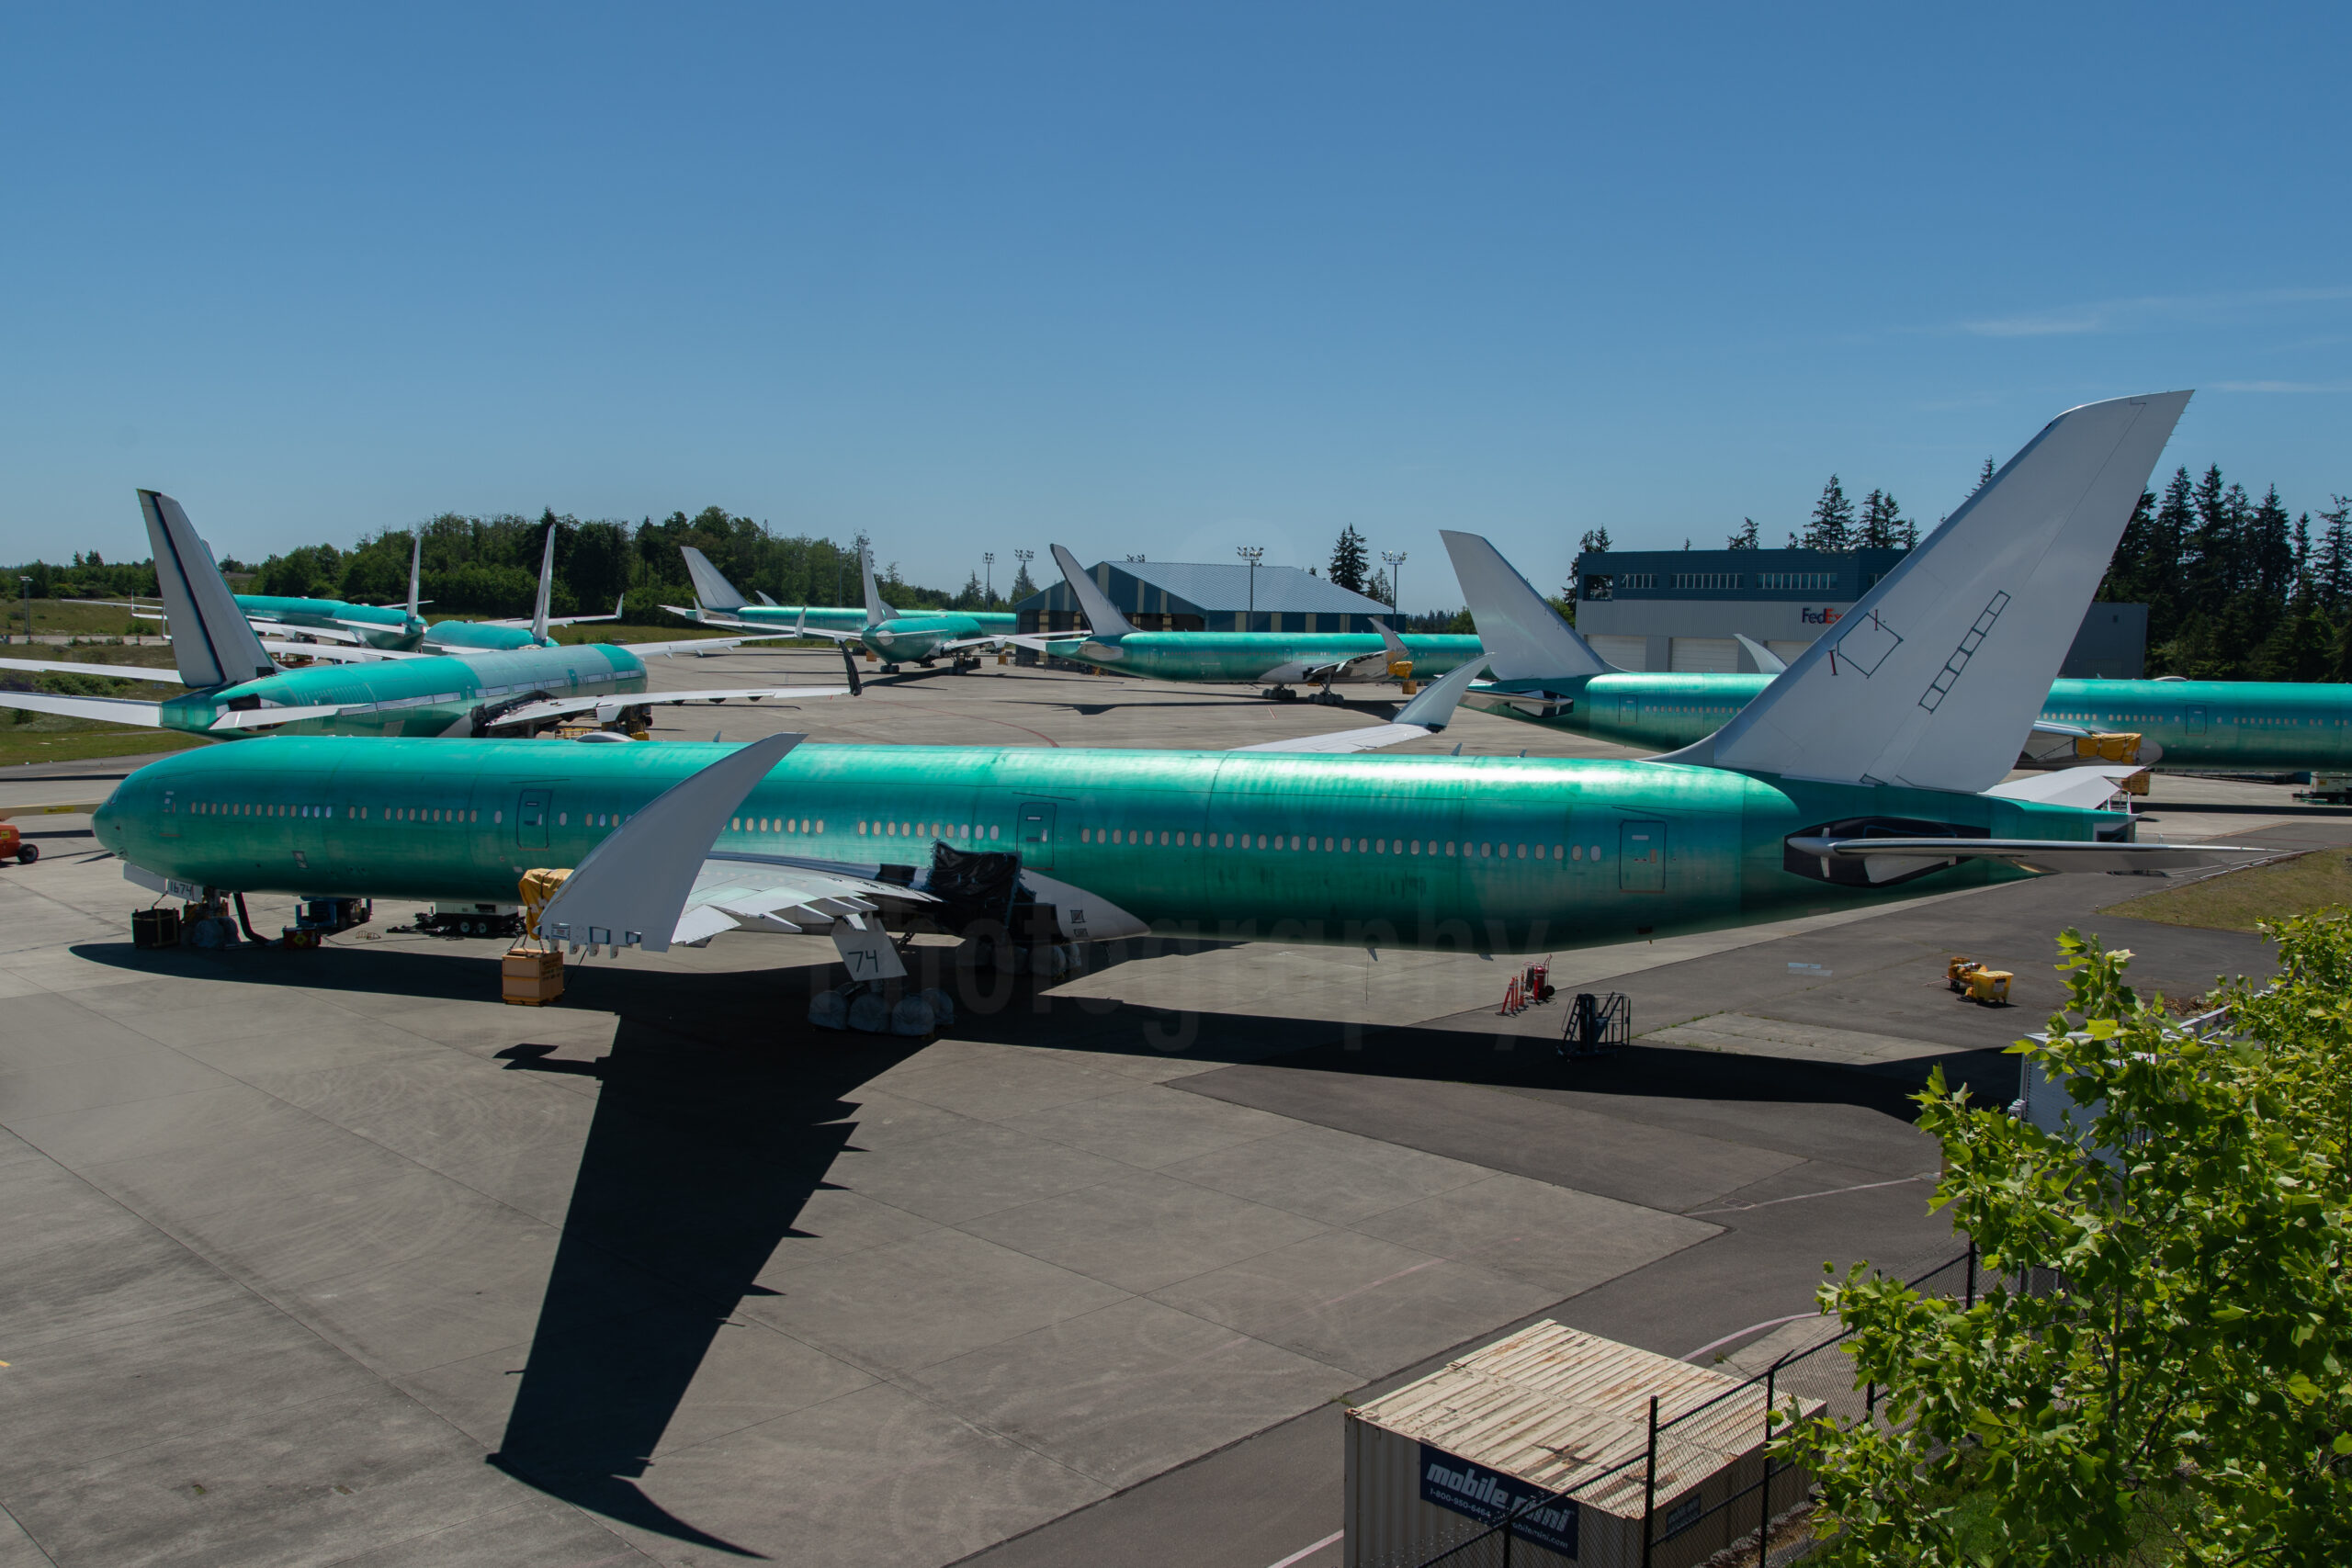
{"left": 1734, "top": 634, "right": 1785, "bottom": 674}
{"left": 859, "top": 546, "right": 898, "bottom": 627}
{"left": 1440, "top": 530, "right": 1615, "bottom": 680}
{"left": 141, "top": 491, "right": 277, "bottom": 689}
{"left": 1048, "top": 544, "right": 1136, "bottom": 637}
{"left": 537, "top": 732, "right": 804, "bottom": 953}
{"left": 405, "top": 528, "right": 423, "bottom": 623}
{"left": 1657, "top": 391, "right": 2190, "bottom": 795}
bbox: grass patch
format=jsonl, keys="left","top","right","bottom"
{"left": 2103, "top": 848, "right": 2352, "bottom": 932}
{"left": 2, "top": 600, "right": 164, "bottom": 638}
{"left": 0, "top": 723, "right": 209, "bottom": 768}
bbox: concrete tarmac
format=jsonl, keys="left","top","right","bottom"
{"left": 0, "top": 655, "right": 2335, "bottom": 1568}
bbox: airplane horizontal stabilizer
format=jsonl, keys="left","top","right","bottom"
{"left": 1786, "top": 833, "right": 2274, "bottom": 880}
{"left": 207, "top": 703, "right": 358, "bottom": 732}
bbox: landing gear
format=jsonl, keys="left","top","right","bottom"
{"left": 1265, "top": 686, "right": 1298, "bottom": 703}
{"left": 808, "top": 979, "right": 957, "bottom": 1036}
{"left": 880, "top": 662, "right": 902, "bottom": 674}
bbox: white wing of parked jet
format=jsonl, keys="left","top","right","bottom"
{"left": 1236, "top": 656, "right": 1491, "bottom": 753}
{"left": 483, "top": 597, "right": 624, "bottom": 629}
{"left": 206, "top": 702, "right": 367, "bottom": 732}
{"left": 258, "top": 639, "right": 428, "bottom": 663}
{"left": 1440, "top": 531, "right": 1617, "bottom": 680}
{"left": 489, "top": 684, "right": 854, "bottom": 728}
{"left": 1982, "top": 765, "right": 2146, "bottom": 810}
{"left": 0, "top": 657, "right": 188, "bottom": 684}
{"left": 0, "top": 690, "right": 166, "bottom": 726}
{"left": 1659, "top": 391, "right": 2191, "bottom": 795}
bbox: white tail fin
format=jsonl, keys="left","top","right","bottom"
{"left": 859, "top": 547, "right": 896, "bottom": 626}
{"left": 1048, "top": 544, "right": 1136, "bottom": 637}
{"left": 1660, "top": 390, "right": 2190, "bottom": 794}
{"left": 529, "top": 524, "right": 556, "bottom": 644}
{"left": 1439, "top": 530, "right": 1615, "bottom": 680}
{"left": 1734, "top": 634, "right": 1784, "bottom": 674}
{"left": 680, "top": 546, "right": 749, "bottom": 611}
{"left": 140, "top": 491, "right": 276, "bottom": 689}
{"left": 405, "top": 529, "right": 423, "bottom": 623}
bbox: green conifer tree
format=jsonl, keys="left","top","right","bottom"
{"left": 1329, "top": 525, "right": 1369, "bottom": 593}
{"left": 1727, "top": 517, "right": 1759, "bottom": 549}
{"left": 1804, "top": 476, "right": 1855, "bottom": 553}
{"left": 1857, "top": 489, "right": 1906, "bottom": 549}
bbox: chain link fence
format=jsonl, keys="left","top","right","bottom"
{"left": 1359, "top": 1246, "right": 2008, "bottom": 1568}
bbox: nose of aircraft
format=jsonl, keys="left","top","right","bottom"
{"left": 92, "top": 791, "right": 120, "bottom": 849}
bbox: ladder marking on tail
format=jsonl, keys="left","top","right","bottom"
{"left": 1919, "top": 592, "right": 2010, "bottom": 713}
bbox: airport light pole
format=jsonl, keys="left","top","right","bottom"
{"left": 1237, "top": 546, "right": 1263, "bottom": 631}
{"left": 1382, "top": 550, "right": 1406, "bottom": 618}
{"left": 983, "top": 552, "right": 994, "bottom": 605}
{"left": 17, "top": 576, "right": 28, "bottom": 646}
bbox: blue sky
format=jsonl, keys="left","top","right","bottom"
{"left": 4, "top": 3, "right": 2346, "bottom": 607}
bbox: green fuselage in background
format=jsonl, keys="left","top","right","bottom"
{"left": 857, "top": 612, "right": 998, "bottom": 664}
{"left": 715, "top": 605, "right": 1016, "bottom": 639}
{"left": 417, "top": 620, "right": 554, "bottom": 653}
{"left": 1043, "top": 631, "right": 1486, "bottom": 689}
{"left": 164, "top": 644, "right": 650, "bottom": 739}
{"left": 1472, "top": 672, "right": 2352, "bottom": 773}
{"left": 234, "top": 593, "right": 425, "bottom": 651}
{"left": 95, "top": 738, "right": 2098, "bottom": 955}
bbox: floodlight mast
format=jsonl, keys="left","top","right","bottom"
{"left": 1237, "top": 546, "right": 1264, "bottom": 630}
{"left": 1382, "top": 550, "right": 1407, "bottom": 615}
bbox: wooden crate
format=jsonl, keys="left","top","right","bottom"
{"left": 501, "top": 947, "right": 564, "bottom": 1006}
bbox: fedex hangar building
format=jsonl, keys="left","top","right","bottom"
{"left": 1573, "top": 547, "right": 2147, "bottom": 679}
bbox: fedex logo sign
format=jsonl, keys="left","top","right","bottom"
{"left": 1801, "top": 607, "right": 1844, "bottom": 626}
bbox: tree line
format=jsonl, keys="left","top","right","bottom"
{"left": 3, "top": 508, "right": 1035, "bottom": 622}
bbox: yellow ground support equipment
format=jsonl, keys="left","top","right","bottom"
{"left": 2075, "top": 731, "right": 2143, "bottom": 763}
{"left": 1946, "top": 955, "right": 2013, "bottom": 1006}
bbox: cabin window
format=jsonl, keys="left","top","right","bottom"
{"left": 1375, "top": 840, "right": 1385, "bottom": 854}
{"left": 1409, "top": 840, "right": 1420, "bottom": 854}
{"left": 1589, "top": 843, "right": 1603, "bottom": 859}
{"left": 858, "top": 820, "right": 867, "bottom": 834}
{"left": 1572, "top": 844, "right": 1582, "bottom": 860}
{"left": 558, "top": 812, "right": 568, "bottom": 826}
{"left": 731, "top": 818, "right": 741, "bottom": 831}
{"left": 1552, "top": 844, "right": 1564, "bottom": 861}
{"left": 1081, "top": 828, "right": 1090, "bottom": 843}
{"left": 989, "top": 825, "right": 1000, "bottom": 840}
{"left": 1480, "top": 842, "right": 1491, "bottom": 857}
{"left": 1534, "top": 845, "right": 1544, "bottom": 859}
{"left": 1341, "top": 838, "right": 1351, "bottom": 852}
{"left": 1517, "top": 844, "right": 1527, "bottom": 858}
{"left": 1290, "top": 835, "right": 1301, "bottom": 850}
{"left": 816, "top": 819, "right": 825, "bottom": 833}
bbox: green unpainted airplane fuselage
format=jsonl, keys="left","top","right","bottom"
{"left": 1043, "top": 631, "right": 1487, "bottom": 689}
{"left": 857, "top": 611, "right": 1000, "bottom": 664}
{"left": 162, "top": 644, "right": 650, "bottom": 740}
{"left": 96, "top": 738, "right": 2098, "bottom": 955}
{"left": 1473, "top": 672, "right": 2352, "bottom": 773}
{"left": 233, "top": 593, "right": 424, "bottom": 651}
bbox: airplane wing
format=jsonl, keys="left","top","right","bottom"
{"left": 1983, "top": 765, "right": 2146, "bottom": 810}
{"left": 488, "top": 684, "right": 853, "bottom": 728}
{"left": 258, "top": 639, "right": 425, "bottom": 664}
{"left": 0, "top": 690, "right": 165, "bottom": 725}
{"left": 0, "top": 657, "right": 187, "bottom": 685}
{"left": 614, "top": 637, "right": 773, "bottom": 657}
{"left": 1235, "top": 657, "right": 1490, "bottom": 753}
{"left": 1785, "top": 833, "right": 2278, "bottom": 880}
{"left": 669, "top": 855, "right": 939, "bottom": 945}
{"left": 486, "top": 597, "right": 625, "bottom": 628}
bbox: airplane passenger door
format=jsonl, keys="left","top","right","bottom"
{"left": 1620, "top": 821, "right": 1665, "bottom": 892}
{"left": 516, "top": 788, "right": 552, "bottom": 850}
{"left": 1016, "top": 801, "right": 1057, "bottom": 870}
{"left": 2186, "top": 705, "right": 2207, "bottom": 734}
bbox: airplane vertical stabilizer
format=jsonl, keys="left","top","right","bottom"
{"left": 528, "top": 525, "right": 556, "bottom": 645}
{"left": 1048, "top": 544, "right": 1136, "bottom": 638}
{"left": 140, "top": 491, "right": 276, "bottom": 689}
{"left": 1657, "top": 391, "right": 2190, "bottom": 795}
{"left": 858, "top": 547, "right": 897, "bottom": 627}
{"left": 1440, "top": 530, "right": 1615, "bottom": 680}
{"left": 680, "top": 546, "right": 749, "bottom": 612}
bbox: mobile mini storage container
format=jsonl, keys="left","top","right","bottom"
{"left": 1345, "top": 1321, "right": 1821, "bottom": 1568}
